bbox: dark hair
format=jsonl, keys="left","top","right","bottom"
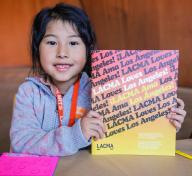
{"left": 30, "top": 3, "right": 96, "bottom": 77}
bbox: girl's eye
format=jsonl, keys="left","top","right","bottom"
{"left": 69, "top": 41, "right": 79, "bottom": 46}
{"left": 47, "top": 41, "right": 57, "bottom": 46}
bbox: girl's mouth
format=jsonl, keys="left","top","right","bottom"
{"left": 54, "top": 64, "right": 73, "bottom": 72}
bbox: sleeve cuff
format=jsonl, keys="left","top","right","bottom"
{"left": 71, "top": 119, "right": 91, "bottom": 149}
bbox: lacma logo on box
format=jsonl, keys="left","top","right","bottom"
{"left": 96, "top": 143, "right": 114, "bottom": 150}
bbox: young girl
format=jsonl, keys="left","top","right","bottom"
{"left": 10, "top": 3, "right": 186, "bottom": 156}
{"left": 10, "top": 3, "right": 106, "bottom": 156}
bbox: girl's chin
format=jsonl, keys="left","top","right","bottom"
{"left": 53, "top": 74, "right": 77, "bottom": 83}
{"left": 54, "top": 77, "right": 70, "bottom": 82}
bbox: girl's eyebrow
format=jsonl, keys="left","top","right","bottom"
{"left": 68, "top": 35, "right": 80, "bottom": 38}
{"left": 43, "top": 34, "right": 80, "bottom": 39}
{"left": 43, "top": 34, "right": 57, "bottom": 38}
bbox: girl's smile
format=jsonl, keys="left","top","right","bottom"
{"left": 54, "top": 63, "right": 73, "bottom": 72}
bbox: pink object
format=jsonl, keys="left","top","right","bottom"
{"left": 0, "top": 153, "right": 59, "bottom": 176}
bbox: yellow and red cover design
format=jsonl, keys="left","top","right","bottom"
{"left": 91, "top": 50, "right": 178, "bottom": 155}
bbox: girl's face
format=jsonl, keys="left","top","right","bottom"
{"left": 39, "top": 20, "right": 86, "bottom": 83}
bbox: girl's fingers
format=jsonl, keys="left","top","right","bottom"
{"left": 170, "top": 119, "right": 181, "bottom": 132}
{"left": 90, "top": 118, "right": 106, "bottom": 133}
{"left": 89, "top": 129, "right": 100, "bottom": 141}
{"left": 93, "top": 119, "right": 106, "bottom": 132}
{"left": 84, "top": 111, "right": 107, "bottom": 140}
{"left": 86, "top": 110, "right": 103, "bottom": 119}
{"left": 167, "top": 114, "right": 184, "bottom": 124}
{"left": 177, "top": 98, "right": 185, "bottom": 109}
{"left": 89, "top": 124, "right": 105, "bottom": 139}
{"left": 171, "top": 107, "right": 187, "bottom": 117}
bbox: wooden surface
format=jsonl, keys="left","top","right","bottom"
{"left": 0, "top": 0, "right": 192, "bottom": 87}
{"left": 54, "top": 139, "right": 192, "bottom": 176}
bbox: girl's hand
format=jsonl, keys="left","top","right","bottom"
{"left": 80, "top": 111, "right": 106, "bottom": 141}
{"left": 167, "top": 98, "right": 187, "bottom": 132}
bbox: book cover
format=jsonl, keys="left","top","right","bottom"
{"left": 91, "top": 50, "right": 179, "bottom": 155}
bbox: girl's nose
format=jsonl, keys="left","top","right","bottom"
{"left": 56, "top": 44, "right": 68, "bottom": 59}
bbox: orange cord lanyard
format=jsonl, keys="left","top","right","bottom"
{"left": 55, "top": 79, "right": 80, "bottom": 127}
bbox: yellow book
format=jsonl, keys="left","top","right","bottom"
{"left": 91, "top": 50, "right": 178, "bottom": 155}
